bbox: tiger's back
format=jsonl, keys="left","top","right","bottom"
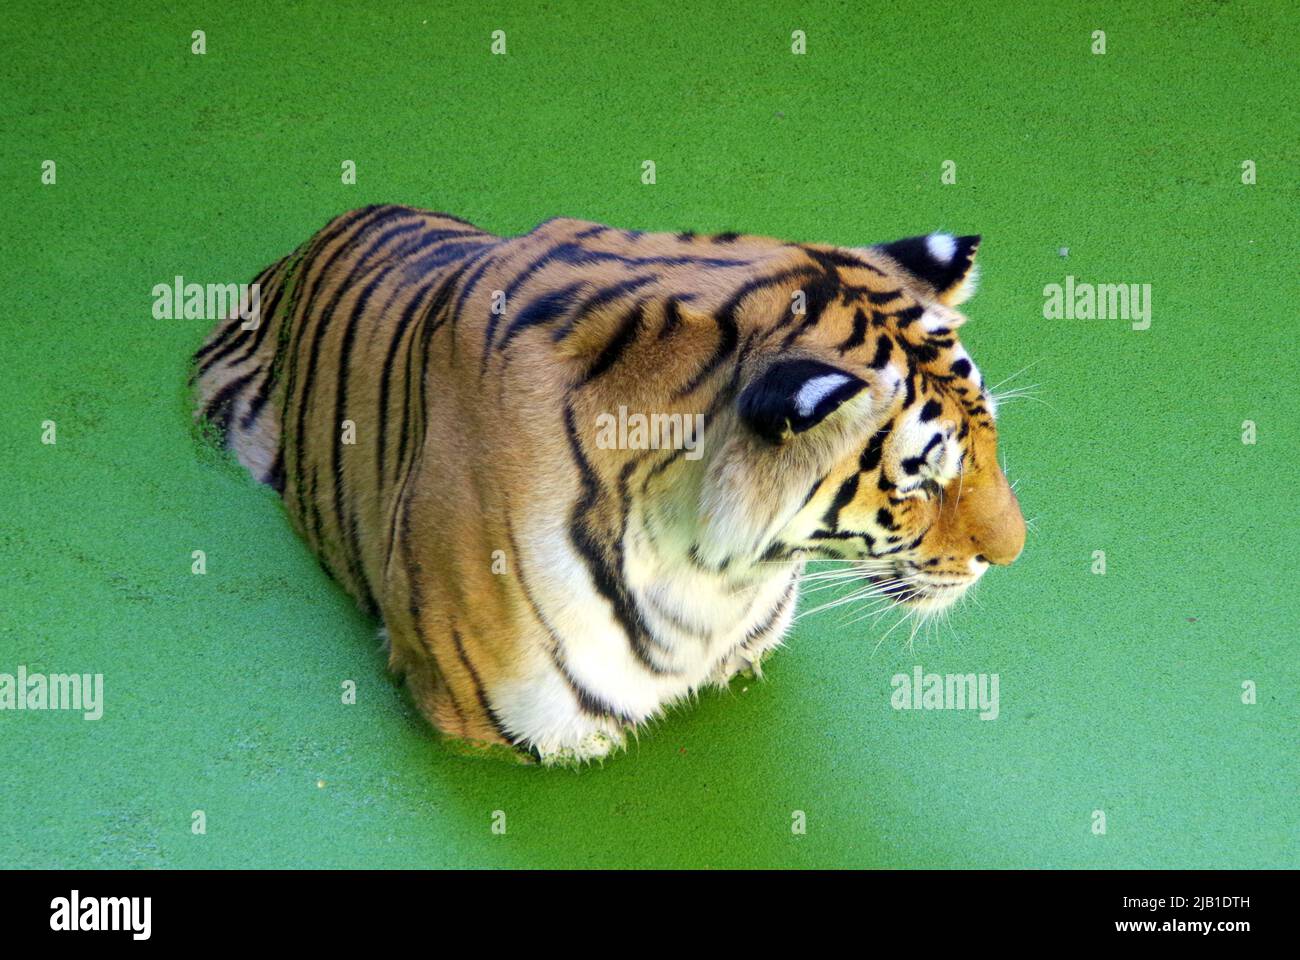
{"left": 194, "top": 206, "right": 499, "bottom": 602}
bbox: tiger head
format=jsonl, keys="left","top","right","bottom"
{"left": 700, "top": 232, "right": 1025, "bottom": 612}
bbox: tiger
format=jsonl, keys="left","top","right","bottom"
{"left": 192, "top": 204, "right": 1025, "bottom": 765}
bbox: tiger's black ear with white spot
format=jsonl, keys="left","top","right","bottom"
{"left": 874, "top": 233, "right": 981, "bottom": 306}
{"left": 739, "top": 358, "right": 868, "bottom": 445}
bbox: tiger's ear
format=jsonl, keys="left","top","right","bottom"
{"left": 697, "top": 358, "right": 882, "bottom": 567}
{"left": 738, "top": 358, "right": 868, "bottom": 445}
{"left": 872, "top": 232, "right": 981, "bottom": 306}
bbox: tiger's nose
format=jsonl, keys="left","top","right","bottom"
{"left": 962, "top": 475, "right": 1026, "bottom": 566}
{"left": 970, "top": 495, "right": 1026, "bottom": 565}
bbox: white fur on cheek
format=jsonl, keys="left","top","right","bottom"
{"left": 794, "top": 373, "right": 850, "bottom": 418}
{"left": 921, "top": 306, "right": 960, "bottom": 332}
{"left": 952, "top": 344, "right": 981, "bottom": 386}
{"left": 926, "top": 232, "right": 956, "bottom": 263}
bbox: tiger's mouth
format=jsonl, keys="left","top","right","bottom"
{"left": 865, "top": 573, "right": 975, "bottom": 611}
